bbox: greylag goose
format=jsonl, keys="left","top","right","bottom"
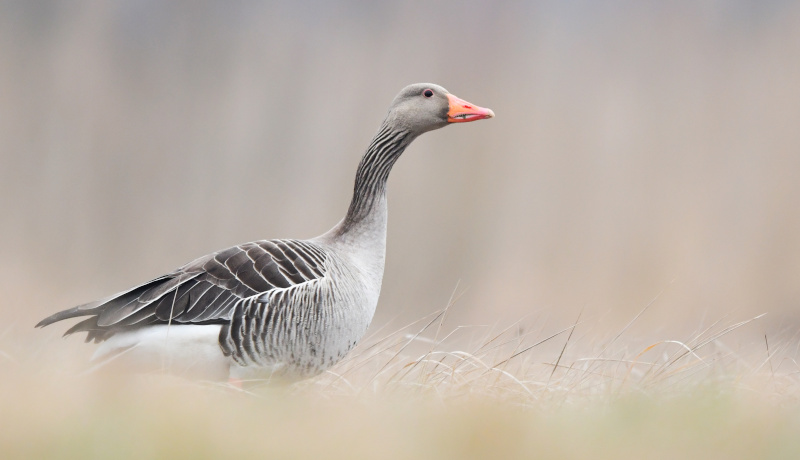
{"left": 37, "top": 83, "right": 494, "bottom": 382}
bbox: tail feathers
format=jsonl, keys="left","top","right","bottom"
{"left": 34, "top": 293, "right": 132, "bottom": 328}
{"left": 36, "top": 306, "right": 117, "bottom": 342}
{"left": 35, "top": 306, "right": 92, "bottom": 329}
{"left": 63, "top": 317, "right": 117, "bottom": 343}
{"left": 35, "top": 275, "right": 174, "bottom": 333}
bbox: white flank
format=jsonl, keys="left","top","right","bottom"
{"left": 92, "top": 325, "right": 228, "bottom": 380}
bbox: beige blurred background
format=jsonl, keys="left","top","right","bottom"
{"left": 2, "top": 1, "right": 799, "bottom": 352}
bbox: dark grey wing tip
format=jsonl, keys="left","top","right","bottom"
{"left": 35, "top": 274, "right": 179, "bottom": 330}
{"left": 62, "top": 317, "right": 98, "bottom": 337}
{"left": 35, "top": 308, "right": 90, "bottom": 329}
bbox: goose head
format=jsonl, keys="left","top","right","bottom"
{"left": 385, "top": 83, "right": 494, "bottom": 135}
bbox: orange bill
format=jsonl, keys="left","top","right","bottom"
{"left": 447, "top": 94, "right": 495, "bottom": 123}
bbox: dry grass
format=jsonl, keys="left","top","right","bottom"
{"left": 5, "top": 299, "right": 800, "bottom": 460}
{"left": 309, "top": 313, "right": 800, "bottom": 412}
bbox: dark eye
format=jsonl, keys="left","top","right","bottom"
{"left": 423, "top": 89, "right": 434, "bottom": 98}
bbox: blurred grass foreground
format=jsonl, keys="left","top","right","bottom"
{"left": 2, "top": 1, "right": 800, "bottom": 459}
{"left": 5, "top": 300, "right": 800, "bottom": 459}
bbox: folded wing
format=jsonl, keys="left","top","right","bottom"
{"left": 36, "top": 239, "right": 328, "bottom": 343}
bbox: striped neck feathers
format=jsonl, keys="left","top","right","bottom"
{"left": 336, "top": 122, "right": 415, "bottom": 236}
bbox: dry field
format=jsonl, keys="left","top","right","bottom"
{"left": 5, "top": 298, "right": 800, "bottom": 459}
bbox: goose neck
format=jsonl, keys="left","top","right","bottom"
{"left": 333, "top": 123, "right": 414, "bottom": 238}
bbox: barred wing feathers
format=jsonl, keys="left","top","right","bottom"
{"left": 36, "top": 239, "right": 328, "bottom": 343}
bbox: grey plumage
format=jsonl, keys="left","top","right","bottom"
{"left": 36, "top": 83, "right": 493, "bottom": 381}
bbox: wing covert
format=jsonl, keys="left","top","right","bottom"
{"left": 35, "top": 239, "right": 329, "bottom": 342}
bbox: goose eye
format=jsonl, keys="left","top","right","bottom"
{"left": 423, "top": 89, "right": 434, "bottom": 98}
